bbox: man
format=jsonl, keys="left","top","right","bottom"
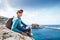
{"left": 11, "top": 9, "right": 32, "bottom": 36}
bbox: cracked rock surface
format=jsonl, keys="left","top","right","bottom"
{"left": 0, "top": 25, "right": 34, "bottom": 40}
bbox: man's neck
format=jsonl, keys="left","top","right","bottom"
{"left": 17, "top": 17, "right": 21, "bottom": 19}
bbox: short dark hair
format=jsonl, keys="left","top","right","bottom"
{"left": 20, "top": 9, "right": 23, "bottom": 12}
{"left": 17, "top": 9, "right": 23, "bottom": 13}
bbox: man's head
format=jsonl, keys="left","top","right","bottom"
{"left": 17, "top": 9, "right": 23, "bottom": 18}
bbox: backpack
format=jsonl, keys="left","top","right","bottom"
{"left": 6, "top": 18, "right": 13, "bottom": 29}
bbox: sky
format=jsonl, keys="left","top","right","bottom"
{"left": 0, "top": 0, "right": 60, "bottom": 25}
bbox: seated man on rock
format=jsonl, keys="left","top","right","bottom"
{"left": 11, "top": 9, "right": 32, "bottom": 37}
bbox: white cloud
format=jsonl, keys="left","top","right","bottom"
{"left": 0, "top": 0, "right": 17, "bottom": 17}
{"left": 0, "top": 0, "right": 1, "bottom": 3}
{"left": 0, "top": 0, "right": 60, "bottom": 25}
{"left": 21, "top": 7, "right": 60, "bottom": 25}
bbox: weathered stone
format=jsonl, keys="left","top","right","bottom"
{"left": 0, "top": 26, "right": 34, "bottom": 40}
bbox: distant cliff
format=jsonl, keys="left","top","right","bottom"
{"left": 31, "top": 24, "right": 42, "bottom": 29}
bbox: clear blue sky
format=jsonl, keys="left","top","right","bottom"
{"left": 0, "top": 0, "right": 60, "bottom": 25}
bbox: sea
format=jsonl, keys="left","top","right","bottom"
{"left": 32, "top": 25, "right": 60, "bottom": 40}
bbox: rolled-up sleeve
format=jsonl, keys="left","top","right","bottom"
{"left": 11, "top": 19, "right": 22, "bottom": 33}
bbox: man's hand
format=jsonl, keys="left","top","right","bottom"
{"left": 26, "top": 25, "right": 32, "bottom": 29}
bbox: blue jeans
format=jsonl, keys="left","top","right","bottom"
{"left": 17, "top": 26, "right": 31, "bottom": 33}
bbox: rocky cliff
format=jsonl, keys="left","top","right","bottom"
{"left": 0, "top": 16, "right": 34, "bottom": 40}
{"left": 0, "top": 16, "right": 8, "bottom": 25}
{"left": 0, "top": 26, "right": 34, "bottom": 40}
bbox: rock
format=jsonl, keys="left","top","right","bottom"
{"left": 31, "top": 24, "right": 42, "bottom": 29}
{"left": 0, "top": 26, "right": 34, "bottom": 40}
{"left": 0, "top": 16, "right": 8, "bottom": 25}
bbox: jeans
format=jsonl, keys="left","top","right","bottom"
{"left": 17, "top": 26, "right": 31, "bottom": 33}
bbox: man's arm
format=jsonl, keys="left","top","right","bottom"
{"left": 21, "top": 20, "right": 27, "bottom": 27}
{"left": 11, "top": 19, "right": 22, "bottom": 33}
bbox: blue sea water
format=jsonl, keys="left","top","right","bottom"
{"left": 32, "top": 25, "right": 60, "bottom": 40}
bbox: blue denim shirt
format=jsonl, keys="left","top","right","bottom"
{"left": 11, "top": 17, "right": 27, "bottom": 33}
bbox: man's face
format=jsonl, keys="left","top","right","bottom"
{"left": 17, "top": 12, "right": 22, "bottom": 18}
